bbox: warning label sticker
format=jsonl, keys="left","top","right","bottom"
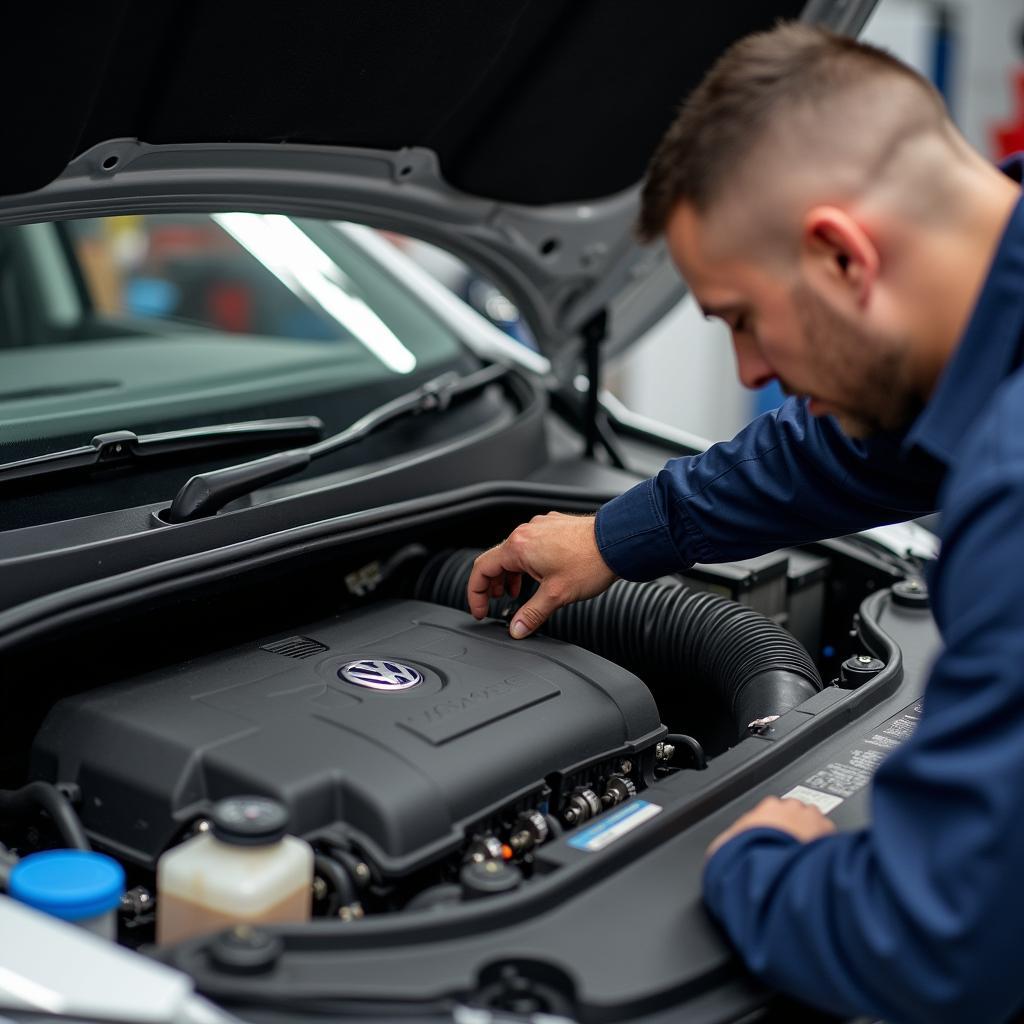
{"left": 567, "top": 800, "right": 662, "bottom": 852}
{"left": 803, "top": 748, "right": 885, "bottom": 799}
{"left": 863, "top": 700, "right": 923, "bottom": 751}
{"left": 781, "top": 785, "right": 844, "bottom": 814}
{"left": 782, "top": 699, "right": 924, "bottom": 813}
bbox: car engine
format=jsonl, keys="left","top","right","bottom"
{"left": 0, "top": 495, "right": 933, "bottom": 1018}
{"left": 31, "top": 599, "right": 667, "bottom": 913}
{"left": 9, "top": 537, "right": 831, "bottom": 944}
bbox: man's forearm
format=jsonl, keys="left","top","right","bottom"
{"left": 596, "top": 397, "right": 943, "bottom": 581}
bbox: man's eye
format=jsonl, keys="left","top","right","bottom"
{"left": 732, "top": 313, "right": 750, "bottom": 333}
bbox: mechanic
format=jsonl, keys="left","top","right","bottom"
{"left": 466, "top": 22, "right": 1024, "bottom": 1024}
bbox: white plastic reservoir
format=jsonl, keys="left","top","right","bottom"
{"left": 157, "top": 796, "right": 313, "bottom": 945}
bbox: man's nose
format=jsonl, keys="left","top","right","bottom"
{"left": 733, "top": 335, "right": 775, "bottom": 390}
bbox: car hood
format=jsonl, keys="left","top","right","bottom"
{"left": 1, "top": 0, "right": 874, "bottom": 375}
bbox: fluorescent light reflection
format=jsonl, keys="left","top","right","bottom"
{"left": 212, "top": 213, "right": 416, "bottom": 374}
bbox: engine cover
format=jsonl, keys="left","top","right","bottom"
{"left": 31, "top": 601, "right": 664, "bottom": 874}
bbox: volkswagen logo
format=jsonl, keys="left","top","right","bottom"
{"left": 339, "top": 659, "right": 423, "bottom": 691}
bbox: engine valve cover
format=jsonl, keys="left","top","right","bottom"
{"left": 31, "top": 601, "right": 664, "bottom": 874}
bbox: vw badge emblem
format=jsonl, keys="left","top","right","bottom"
{"left": 340, "top": 659, "right": 423, "bottom": 691}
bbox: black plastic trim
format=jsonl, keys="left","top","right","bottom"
{"left": 0, "top": 371, "right": 545, "bottom": 610}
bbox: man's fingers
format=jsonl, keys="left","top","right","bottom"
{"left": 705, "top": 795, "right": 837, "bottom": 860}
{"left": 466, "top": 548, "right": 506, "bottom": 619}
{"left": 509, "top": 580, "right": 568, "bottom": 639}
{"left": 467, "top": 570, "right": 493, "bottom": 619}
{"left": 467, "top": 545, "right": 527, "bottom": 619}
{"left": 466, "top": 514, "right": 606, "bottom": 629}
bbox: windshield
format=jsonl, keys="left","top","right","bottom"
{"left": 0, "top": 213, "right": 467, "bottom": 446}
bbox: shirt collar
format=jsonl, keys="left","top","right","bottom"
{"left": 1001, "top": 152, "right": 1024, "bottom": 184}
{"left": 904, "top": 183, "right": 1024, "bottom": 466}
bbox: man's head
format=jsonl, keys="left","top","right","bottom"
{"left": 640, "top": 22, "right": 1018, "bottom": 438}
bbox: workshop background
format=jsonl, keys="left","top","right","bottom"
{"left": 611, "top": 0, "right": 1024, "bottom": 441}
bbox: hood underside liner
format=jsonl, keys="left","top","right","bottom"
{"left": 9, "top": 1, "right": 808, "bottom": 204}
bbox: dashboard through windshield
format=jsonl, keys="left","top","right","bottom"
{"left": 0, "top": 213, "right": 467, "bottom": 447}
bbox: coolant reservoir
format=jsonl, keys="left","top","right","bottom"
{"left": 156, "top": 796, "right": 313, "bottom": 945}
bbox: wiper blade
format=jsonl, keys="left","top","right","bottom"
{"left": 166, "top": 363, "right": 510, "bottom": 523}
{"left": 0, "top": 417, "right": 324, "bottom": 487}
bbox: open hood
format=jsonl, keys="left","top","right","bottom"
{"left": 2, "top": 0, "right": 875, "bottom": 374}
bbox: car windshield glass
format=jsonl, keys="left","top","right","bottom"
{"left": 0, "top": 213, "right": 467, "bottom": 446}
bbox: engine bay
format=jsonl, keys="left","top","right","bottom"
{"left": 33, "top": 598, "right": 666, "bottom": 904}
{"left": 0, "top": 492, "right": 940, "bottom": 1020}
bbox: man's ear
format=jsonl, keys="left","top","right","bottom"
{"left": 801, "top": 206, "right": 879, "bottom": 308}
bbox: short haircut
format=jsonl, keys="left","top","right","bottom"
{"left": 637, "top": 22, "right": 947, "bottom": 241}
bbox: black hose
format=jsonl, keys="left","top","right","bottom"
{"left": 0, "top": 782, "right": 91, "bottom": 851}
{"left": 664, "top": 733, "right": 706, "bottom": 770}
{"left": 416, "top": 550, "right": 822, "bottom": 741}
{"left": 314, "top": 854, "right": 357, "bottom": 918}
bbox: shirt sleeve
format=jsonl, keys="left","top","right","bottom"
{"left": 595, "top": 397, "right": 944, "bottom": 580}
{"left": 701, "top": 448, "right": 1024, "bottom": 1024}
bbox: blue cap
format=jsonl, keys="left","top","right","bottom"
{"left": 10, "top": 850, "right": 124, "bottom": 921}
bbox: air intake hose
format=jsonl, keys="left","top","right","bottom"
{"left": 416, "top": 549, "right": 821, "bottom": 740}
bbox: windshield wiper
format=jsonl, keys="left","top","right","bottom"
{"left": 0, "top": 417, "right": 324, "bottom": 487}
{"left": 166, "top": 363, "right": 510, "bottom": 523}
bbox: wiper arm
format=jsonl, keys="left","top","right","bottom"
{"left": 0, "top": 417, "right": 324, "bottom": 487}
{"left": 166, "top": 363, "right": 510, "bottom": 523}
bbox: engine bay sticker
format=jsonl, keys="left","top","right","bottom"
{"left": 785, "top": 699, "right": 925, "bottom": 812}
{"left": 781, "top": 785, "right": 844, "bottom": 814}
{"left": 567, "top": 800, "right": 662, "bottom": 852}
{"left": 862, "top": 700, "right": 924, "bottom": 751}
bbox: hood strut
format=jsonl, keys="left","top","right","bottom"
{"left": 581, "top": 310, "right": 624, "bottom": 468}
{"left": 582, "top": 310, "right": 607, "bottom": 459}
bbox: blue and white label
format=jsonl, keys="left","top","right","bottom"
{"left": 567, "top": 799, "right": 662, "bottom": 852}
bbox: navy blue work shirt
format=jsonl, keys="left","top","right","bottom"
{"left": 594, "top": 159, "right": 1024, "bottom": 1024}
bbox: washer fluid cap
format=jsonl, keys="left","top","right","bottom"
{"left": 10, "top": 850, "right": 125, "bottom": 921}
{"left": 211, "top": 796, "right": 289, "bottom": 846}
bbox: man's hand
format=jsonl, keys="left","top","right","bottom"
{"left": 706, "top": 796, "right": 837, "bottom": 860}
{"left": 467, "top": 512, "right": 617, "bottom": 639}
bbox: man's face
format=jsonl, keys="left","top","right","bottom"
{"left": 664, "top": 203, "right": 921, "bottom": 438}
